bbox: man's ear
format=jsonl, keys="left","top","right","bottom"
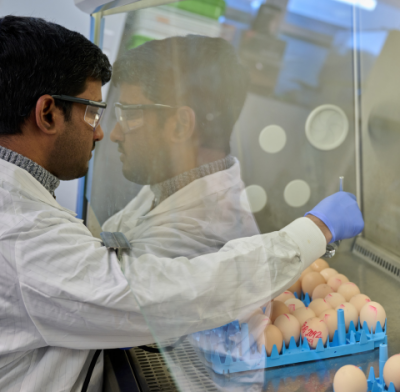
{"left": 35, "top": 95, "right": 64, "bottom": 135}
{"left": 171, "top": 106, "right": 196, "bottom": 143}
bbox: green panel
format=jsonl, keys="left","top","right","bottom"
{"left": 168, "top": 0, "right": 225, "bottom": 20}
{"left": 127, "top": 34, "right": 155, "bottom": 49}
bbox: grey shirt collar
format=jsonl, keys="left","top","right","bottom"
{"left": 150, "top": 155, "right": 236, "bottom": 207}
{"left": 0, "top": 145, "right": 60, "bottom": 197}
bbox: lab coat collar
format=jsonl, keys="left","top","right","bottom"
{"left": 147, "top": 158, "right": 242, "bottom": 217}
{"left": 0, "top": 159, "right": 77, "bottom": 216}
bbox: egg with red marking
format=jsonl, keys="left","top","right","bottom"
{"left": 309, "top": 298, "right": 332, "bottom": 316}
{"left": 312, "top": 283, "right": 334, "bottom": 300}
{"left": 301, "top": 272, "right": 326, "bottom": 296}
{"left": 300, "top": 317, "right": 328, "bottom": 348}
{"left": 319, "top": 309, "right": 338, "bottom": 340}
{"left": 284, "top": 298, "right": 305, "bottom": 313}
{"left": 335, "top": 302, "right": 358, "bottom": 331}
{"left": 333, "top": 365, "right": 368, "bottom": 392}
{"left": 292, "top": 307, "right": 316, "bottom": 328}
{"left": 327, "top": 274, "right": 350, "bottom": 291}
{"left": 360, "top": 301, "right": 386, "bottom": 332}
{"left": 265, "top": 301, "right": 290, "bottom": 323}
{"left": 325, "top": 292, "right": 346, "bottom": 308}
{"left": 337, "top": 282, "right": 361, "bottom": 302}
{"left": 274, "top": 313, "right": 300, "bottom": 347}
{"left": 350, "top": 294, "right": 371, "bottom": 315}
{"left": 274, "top": 291, "right": 295, "bottom": 303}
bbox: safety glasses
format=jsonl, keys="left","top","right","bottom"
{"left": 51, "top": 95, "right": 107, "bottom": 130}
{"left": 114, "top": 103, "right": 177, "bottom": 134}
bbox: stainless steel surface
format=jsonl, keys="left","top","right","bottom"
{"left": 360, "top": 30, "right": 400, "bottom": 257}
{"left": 126, "top": 252, "right": 399, "bottom": 391}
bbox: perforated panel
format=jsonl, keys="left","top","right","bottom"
{"left": 129, "top": 340, "right": 219, "bottom": 392}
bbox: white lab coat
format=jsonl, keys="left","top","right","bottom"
{"left": 102, "top": 159, "right": 260, "bottom": 258}
{"left": 0, "top": 158, "right": 326, "bottom": 392}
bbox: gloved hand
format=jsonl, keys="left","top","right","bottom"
{"left": 305, "top": 192, "right": 364, "bottom": 243}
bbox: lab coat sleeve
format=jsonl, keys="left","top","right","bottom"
{"left": 17, "top": 214, "right": 325, "bottom": 349}
{"left": 122, "top": 217, "right": 326, "bottom": 340}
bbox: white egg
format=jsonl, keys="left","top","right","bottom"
{"left": 310, "top": 258, "right": 330, "bottom": 272}
{"left": 312, "top": 283, "right": 334, "bottom": 300}
{"left": 284, "top": 298, "right": 305, "bottom": 313}
{"left": 320, "top": 268, "right": 338, "bottom": 282}
{"left": 333, "top": 365, "right": 368, "bottom": 392}
{"left": 360, "top": 301, "right": 386, "bottom": 332}
{"left": 274, "top": 313, "right": 300, "bottom": 347}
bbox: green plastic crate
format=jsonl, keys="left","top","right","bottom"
{"left": 168, "top": 0, "right": 226, "bottom": 20}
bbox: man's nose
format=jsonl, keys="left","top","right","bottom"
{"left": 94, "top": 124, "right": 104, "bottom": 142}
{"left": 110, "top": 123, "right": 125, "bottom": 143}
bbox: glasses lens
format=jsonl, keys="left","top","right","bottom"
{"left": 85, "top": 106, "right": 104, "bottom": 129}
{"left": 115, "top": 107, "right": 144, "bottom": 133}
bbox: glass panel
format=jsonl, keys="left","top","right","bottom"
{"left": 85, "top": 1, "right": 396, "bottom": 390}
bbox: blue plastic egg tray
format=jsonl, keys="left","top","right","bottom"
{"left": 191, "top": 292, "right": 387, "bottom": 374}
{"left": 367, "top": 344, "right": 396, "bottom": 392}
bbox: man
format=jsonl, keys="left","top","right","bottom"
{"left": 0, "top": 16, "right": 363, "bottom": 392}
{"left": 102, "top": 36, "right": 260, "bottom": 258}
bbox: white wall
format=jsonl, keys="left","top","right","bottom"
{"left": 0, "top": 0, "right": 91, "bottom": 212}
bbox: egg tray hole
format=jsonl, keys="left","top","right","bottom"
{"left": 190, "top": 293, "right": 387, "bottom": 374}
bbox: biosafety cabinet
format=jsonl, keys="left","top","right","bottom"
{"left": 75, "top": 0, "right": 400, "bottom": 390}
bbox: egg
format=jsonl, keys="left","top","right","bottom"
{"left": 239, "top": 307, "right": 263, "bottom": 325}
{"left": 301, "top": 272, "right": 326, "bottom": 296}
{"left": 300, "top": 266, "right": 314, "bottom": 282}
{"left": 350, "top": 294, "right": 371, "bottom": 315}
{"left": 383, "top": 354, "right": 400, "bottom": 391}
{"left": 262, "top": 324, "right": 283, "bottom": 355}
{"left": 311, "top": 258, "right": 330, "bottom": 272}
{"left": 333, "top": 365, "right": 368, "bottom": 392}
{"left": 325, "top": 292, "right": 346, "bottom": 308}
{"left": 288, "top": 279, "right": 302, "bottom": 297}
{"left": 312, "top": 283, "right": 334, "bottom": 300}
{"left": 301, "top": 317, "right": 329, "bottom": 348}
{"left": 320, "top": 268, "right": 338, "bottom": 282}
{"left": 292, "top": 307, "right": 316, "bottom": 327}
{"left": 274, "top": 313, "right": 300, "bottom": 347}
{"left": 337, "top": 282, "right": 361, "bottom": 302}
{"left": 327, "top": 274, "right": 350, "bottom": 291}
{"left": 274, "top": 291, "right": 295, "bottom": 303}
{"left": 309, "top": 298, "right": 332, "bottom": 316}
{"left": 266, "top": 301, "right": 290, "bottom": 323}
{"left": 335, "top": 302, "right": 358, "bottom": 331}
{"left": 284, "top": 298, "right": 305, "bottom": 313}
{"left": 319, "top": 309, "right": 338, "bottom": 340}
{"left": 360, "top": 301, "right": 386, "bottom": 332}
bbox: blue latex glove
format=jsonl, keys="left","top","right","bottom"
{"left": 305, "top": 192, "right": 364, "bottom": 243}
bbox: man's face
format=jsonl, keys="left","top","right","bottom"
{"left": 110, "top": 84, "right": 172, "bottom": 185}
{"left": 49, "top": 79, "right": 104, "bottom": 180}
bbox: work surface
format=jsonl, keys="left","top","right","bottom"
{"left": 126, "top": 250, "right": 400, "bottom": 392}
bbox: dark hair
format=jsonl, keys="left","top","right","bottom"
{"left": 112, "top": 35, "right": 248, "bottom": 153}
{"left": 0, "top": 16, "right": 112, "bottom": 135}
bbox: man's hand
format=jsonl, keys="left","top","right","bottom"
{"left": 305, "top": 192, "right": 364, "bottom": 244}
{"left": 306, "top": 215, "right": 333, "bottom": 244}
